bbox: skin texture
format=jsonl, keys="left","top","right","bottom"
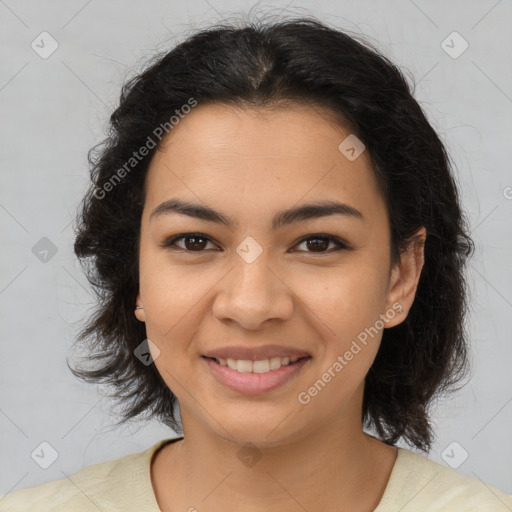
{"left": 134, "top": 102, "right": 426, "bottom": 512}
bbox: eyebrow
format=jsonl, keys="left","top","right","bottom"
{"left": 149, "top": 198, "right": 364, "bottom": 230}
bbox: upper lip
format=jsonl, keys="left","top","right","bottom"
{"left": 202, "top": 345, "right": 311, "bottom": 361}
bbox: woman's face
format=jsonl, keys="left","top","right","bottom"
{"left": 136, "top": 102, "right": 419, "bottom": 446}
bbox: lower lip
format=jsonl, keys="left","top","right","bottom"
{"left": 202, "top": 356, "right": 311, "bottom": 395}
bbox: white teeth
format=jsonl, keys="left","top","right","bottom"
{"left": 252, "top": 360, "right": 270, "bottom": 373}
{"left": 236, "top": 360, "right": 253, "bottom": 373}
{"left": 218, "top": 356, "right": 303, "bottom": 373}
{"left": 269, "top": 357, "right": 282, "bottom": 370}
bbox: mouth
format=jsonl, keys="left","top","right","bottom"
{"left": 201, "top": 355, "right": 311, "bottom": 374}
{"left": 201, "top": 355, "right": 312, "bottom": 395}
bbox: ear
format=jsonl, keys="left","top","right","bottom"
{"left": 134, "top": 291, "right": 146, "bottom": 322}
{"left": 384, "top": 227, "right": 426, "bottom": 328}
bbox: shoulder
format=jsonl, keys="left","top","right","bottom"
{"left": 376, "top": 447, "right": 512, "bottom": 511}
{"left": 0, "top": 440, "right": 170, "bottom": 511}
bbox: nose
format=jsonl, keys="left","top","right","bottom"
{"left": 211, "top": 251, "right": 294, "bottom": 330}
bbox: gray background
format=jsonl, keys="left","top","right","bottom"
{"left": 1, "top": 0, "right": 511, "bottom": 497}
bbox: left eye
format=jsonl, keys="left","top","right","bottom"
{"left": 162, "top": 233, "right": 349, "bottom": 253}
{"left": 294, "top": 235, "right": 348, "bottom": 253}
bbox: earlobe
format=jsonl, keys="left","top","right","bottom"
{"left": 134, "top": 292, "right": 145, "bottom": 322}
{"left": 384, "top": 227, "right": 426, "bottom": 328}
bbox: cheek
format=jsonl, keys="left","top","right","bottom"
{"left": 295, "top": 268, "right": 387, "bottom": 408}
{"left": 138, "top": 243, "right": 205, "bottom": 332}
{"left": 290, "top": 261, "right": 389, "bottom": 335}
{"left": 290, "top": 262, "right": 389, "bottom": 391}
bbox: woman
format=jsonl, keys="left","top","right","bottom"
{"left": 2, "top": 16, "right": 511, "bottom": 512}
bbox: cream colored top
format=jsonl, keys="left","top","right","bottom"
{"left": 1, "top": 437, "right": 511, "bottom": 511}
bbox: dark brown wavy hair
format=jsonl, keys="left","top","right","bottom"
{"left": 68, "top": 16, "right": 474, "bottom": 453}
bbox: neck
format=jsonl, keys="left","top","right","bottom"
{"left": 151, "top": 387, "right": 397, "bottom": 512}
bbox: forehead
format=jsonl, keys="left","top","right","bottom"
{"left": 144, "top": 102, "right": 386, "bottom": 225}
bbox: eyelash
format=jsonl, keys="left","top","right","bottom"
{"left": 161, "top": 232, "right": 350, "bottom": 254}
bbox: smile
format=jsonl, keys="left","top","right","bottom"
{"left": 201, "top": 355, "right": 311, "bottom": 394}
{"left": 207, "top": 355, "right": 304, "bottom": 373}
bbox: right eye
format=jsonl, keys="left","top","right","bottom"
{"left": 162, "top": 233, "right": 218, "bottom": 252}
